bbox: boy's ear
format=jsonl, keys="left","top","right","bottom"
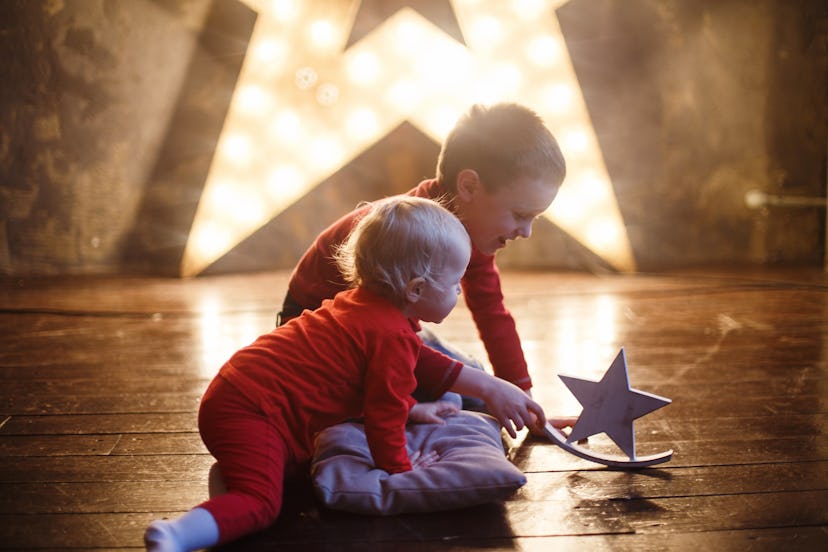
{"left": 455, "top": 169, "right": 481, "bottom": 202}
{"left": 404, "top": 276, "right": 426, "bottom": 304}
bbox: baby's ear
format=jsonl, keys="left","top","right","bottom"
{"left": 404, "top": 276, "right": 426, "bottom": 304}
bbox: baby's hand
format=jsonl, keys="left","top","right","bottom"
{"left": 410, "top": 450, "right": 439, "bottom": 470}
{"left": 408, "top": 400, "right": 459, "bottom": 425}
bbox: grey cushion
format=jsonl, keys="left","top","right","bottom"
{"left": 311, "top": 411, "right": 526, "bottom": 515}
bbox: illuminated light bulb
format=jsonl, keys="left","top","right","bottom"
{"left": 252, "top": 38, "right": 286, "bottom": 65}
{"left": 309, "top": 19, "right": 336, "bottom": 49}
{"left": 226, "top": 189, "right": 266, "bottom": 224}
{"left": 585, "top": 218, "right": 622, "bottom": 251}
{"left": 539, "top": 83, "right": 574, "bottom": 113}
{"left": 346, "top": 108, "right": 380, "bottom": 140}
{"left": 346, "top": 51, "right": 381, "bottom": 85}
{"left": 266, "top": 165, "right": 305, "bottom": 203}
{"left": 236, "top": 85, "right": 273, "bottom": 115}
{"left": 395, "top": 18, "right": 420, "bottom": 50}
{"left": 546, "top": 185, "right": 586, "bottom": 224}
{"left": 386, "top": 79, "right": 419, "bottom": 110}
{"left": 576, "top": 172, "right": 610, "bottom": 200}
{"left": 295, "top": 66, "right": 318, "bottom": 90}
{"left": 474, "top": 63, "right": 523, "bottom": 103}
{"left": 561, "top": 128, "right": 590, "bottom": 155}
{"left": 426, "top": 106, "right": 462, "bottom": 138}
{"left": 310, "top": 136, "right": 345, "bottom": 169}
{"left": 192, "top": 222, "right": 233, "bottom": 263}
{"left": 511, "top": 0, "right": 547, "bottom": 20}
{"left": 468, "top": 15, "right": 502, "bottom": 47}
{"left": 527, "top": 34, "right": 562, "bottom": 67}
{"left": 269, "top": 0, "right": 298, "bottom": 22}
{"left": 221, "top": 134, "right": 253, "bottom": 164}
{"left": 315, "top": 83, "right": 340, "bottom": 106}
{"left": 269, "top": 109, "right": 302, "bottom": 142}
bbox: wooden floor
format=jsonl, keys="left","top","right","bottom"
{"left": 1, "top": 268, "right": 827, "bottom": 551}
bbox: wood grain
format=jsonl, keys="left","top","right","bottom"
{"left": 1, "top": 269, "right": 827, "bottom": 550}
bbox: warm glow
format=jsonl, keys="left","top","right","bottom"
{"left": 181, "top": 0, "right": 636, "bottom": 277}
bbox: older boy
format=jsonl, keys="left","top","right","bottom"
{"left": 279, "top": 103, "right": 566, "bottom": 406}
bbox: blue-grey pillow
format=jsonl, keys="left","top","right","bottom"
{"left": 311, "top": 411, "right": 526, "bottom": 515}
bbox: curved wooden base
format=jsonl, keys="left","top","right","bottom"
{"left": 544, "top": 424, "right": 673, "bottom": 468}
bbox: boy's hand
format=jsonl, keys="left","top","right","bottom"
{"left": 408, "top": 400, "right": 460, "bottom": 425}
{"left": 529, "top": 413, "right": 579, "bottom": 437}
{"left": 483, "top": 379, "right": 547, "bottom": 438}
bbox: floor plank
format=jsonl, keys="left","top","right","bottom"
{"left": 1, "top": 269, "right": 827, "bottom": 550}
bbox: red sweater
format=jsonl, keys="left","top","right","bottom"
{"left": 287, "top": 179, "right": 531, "bottom": 390}
{"left": 220, "top": 286, "right": 462, "bottom": 473}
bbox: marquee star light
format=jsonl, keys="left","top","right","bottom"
{"left": 545, "top": 348, "right": 673, "bottom": 468}
{"left": 181, "top": 0, "right": 637, "bottom": 277}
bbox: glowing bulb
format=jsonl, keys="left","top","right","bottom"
{"left": 252, "top": 38, "right": 286, "bottom": 66}
{"left": 468, "top": 15, "right": 502, "bottom": 47}
{"left": 512, "top": 0, "right": 547, "bottom": 20}
{"left": 221, "top": 134, "right": 252, "bottom": 164}
{"left": 226, "top": 190, "right": 266, "bottom": 224}
{"left": 585, "top": 218, "right": 621, "bottom": 251}
{"left": 540, "top": 83, "right": 574, "bottom": 113}
{"left": 310, "top": 136, "right": 344, "bottom": 168}
{"left": 193, "top": 222, "right": 232, "bottom": 263}
{"left": 475, "top": 63, "right": 523, "bottom": 103}
{"left": 269, "top": 109, "right": 301, "bottom": 142}
{"left": 347, "top": 108, "right": 380, "bottom": 140}
{"left": 236, "top": 85, "right": 272, "bottom": 115}
{"left": 562, "top": 128, "right": 590, "bottom": 155}
{"left": 395, "top": 19, "right": 420, "bottom": 49}
{"left": 426, "top": 106, "right": 461, "bottom": 138}
{"left": 309, "top": 19, "right": 335, "bottom": 49}
{"left": 267, "top": 165, "right": 305, "bottom": 203}
{"left": 386, "top": 79, "right": 419, "bottom": 110}
{"left": 269, "top": 0, "right": 298, "bottom": 22}
{"left": 346, "top": 51, "right": 381, "bottom": 85}
{"left": 527, "top": 34, "right": 562, "bottom": 66}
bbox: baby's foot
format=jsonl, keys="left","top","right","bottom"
{"left": 144, "top": 520, "right": 181, "bottom": 552}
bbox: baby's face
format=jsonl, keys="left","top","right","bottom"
{"left": 460, "top": 176, "right": 558, "bottom": 256}
{"left": 410, "top": 230, "right": 471, "bottom": 324}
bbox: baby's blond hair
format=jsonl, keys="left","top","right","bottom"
{"left": 334, "top": 196, "right": 468, "bottom": 306}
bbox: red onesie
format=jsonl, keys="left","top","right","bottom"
{"left": 287, "top": 178, "right": 532, "bottom": 390}
{"left": 197, "top": 286, "right": 462, "bottom": 543}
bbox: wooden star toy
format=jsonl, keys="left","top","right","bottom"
{"left": 544, "top": 348, "right": 673, "bottom": 468}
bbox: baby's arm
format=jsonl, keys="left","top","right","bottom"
{"left": 449, "top": 366, "right": 546, "bottom": 438}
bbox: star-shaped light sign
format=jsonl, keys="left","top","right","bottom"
{"left": 559, "top": 348, "right": 671, "bottom": 461}
{"left": 180, "top": 0, "right": 637, "bottom": 277}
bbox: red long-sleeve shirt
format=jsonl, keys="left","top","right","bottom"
{"left": 287, "top": 179, "right": 531, "bottom": 390}
{"left": 219, "top": 286, "right": 462, "bottom": 474}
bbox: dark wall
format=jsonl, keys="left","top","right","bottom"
{"left": 1, "top": 0, "right": 826, "bottom": 276}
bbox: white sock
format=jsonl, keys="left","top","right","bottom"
{"left": 145, "top": 507, "right": 219, "bottom": 552}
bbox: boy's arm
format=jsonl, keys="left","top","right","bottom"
{"left": 449, "top": 366, "right": 546, "bottom": 438}
{"left": 461, "top": 252, "right": 532, "bottom": 391}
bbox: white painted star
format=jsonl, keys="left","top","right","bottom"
{"left": 559, "top": 348, "right": 671, "bottom": 460}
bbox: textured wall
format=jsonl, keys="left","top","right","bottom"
{"left": 1, "top": 0, "right": 826, "bottom": 276}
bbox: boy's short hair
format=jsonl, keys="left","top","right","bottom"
{"left": 335, "top": 196, "right": 468, "bottom": 306}
{"left": 436, "top": 103, "right": 566, "bottom": 192}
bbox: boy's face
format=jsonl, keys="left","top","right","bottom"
{"left": 456, "top": 173, "right": 559, "bottom": 256}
